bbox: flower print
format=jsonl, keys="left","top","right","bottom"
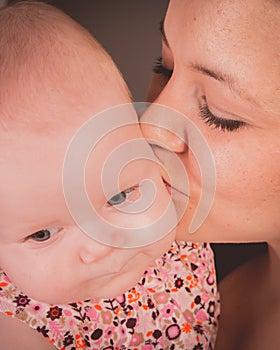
{"left": 196, "top": 309, "right": 208, "bottom": 322}
{"left": 190, "top": 263, "right": 198, "bottom": 272}
{"left": 207, "top": 301, "right": 216, "bottom": 317}
{"left": 174, "top": 277, "right": 184, "bottom": 289}
{"left": 194, "top": 324, "right": 204, "bottom": 335}
{"left": 127, "top": 289, "right": 140, "bottom": 303}
{"left": 193, "top": 343, "right": 204, "bottom": 350}
{"left": 165, "top": 324, "right": 181, "bottom": 340}
{"left": 115, "top": 294, "right": 126, "bottom": 304}
{"left": 118, "top": 326, "right": 126, "bottom": 337}
{"left": 77, "top": 321, "right": 92, "bottom": 334}
{"left": 154, "top": 292, "right": 168, "bottom": 304}
{"left": 46, "top": 306, "right": 62, "bottom": 320}
{"left": 63, "top": 309, "right": 72, "bottom": 317}
{"left": 13, "top": 294, "right": 30, "bottom": 307}
{"left": 189, "top": 252, "right": 199, "bottom": 263}
{"left": 152, "top": 309, "right": 160, "bottom": 321}
{"left": 161, "top": 304, "right": 175, "bottom": 318}
{"left": 183, "top": 310, "right": 195, "bottom": 324}
{"left": 158, "top": 265, "right": 173, "bottom": 282}
{"left": 75, "top": 335, "right": 87, "bottom": 349}
{"left": 2, "top": 286, "right": 16, "bottom": 299}
{"left": 104, "top": 325, "right": 115, "bottom": 339}
{"left": 198, "top": 262, "right": 207, "bottom": 275}
{"left": 101, "top": 310, "right": 113, "bottom": 324}
{"left": 16, "top": 309, "right": 28, "bottom": 321}
{"left": 201, "top": 291, "right": 210, "bottom": 303}
{"left": 30, "top": 303, "right": 42, "bottom": 313}
{"left": 86, "top": 307, "right": 100, "bottom": 323}
{"left": 129, "top": 332, "right": 144, "bottom": 346}
{"left": 0, "top": 272, "right": 11, "bottom": 283}
{"left": 126, "top": 317, "right": 137, "bottom": 329}
{"left": 147, "top": 298, "right": 154, "bottom": 309}
{"left": 152, "top": 329, "right": 162, "bottom": 339}
{"left": 206, "top": 272, "right": 215, "bottom": 286}
{"left": 143, "top": 267, "right": 153, "bottom": 278}
{"left": 91, "top": 328, "right": 103, "bottom": 341}
{"left": 194, "top": 295, "right": 202, "bottom": 305}
{"left": 63, "top": 334, "right": 74, "bottom": 347}
{"left": 182, "top": 323, "right": 192, "bottom": 334}
{"left": 187, "top": 275, "right": 199, "bottom": 289}
{"left": 36, "top": 325, "right": 49, "bottom": 337}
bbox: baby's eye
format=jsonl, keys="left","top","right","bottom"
{"left": 27, "top": 228, "right": 59, "bottom": 242}
{"left": 107, "top": 186, "right": 138, "bottom": 206}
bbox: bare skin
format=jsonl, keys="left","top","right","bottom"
{"left": 216, "top": 243, "right": 280, "bottom": 349}
{"left": 0, "top": 314, "right": 56, "bottom": 350}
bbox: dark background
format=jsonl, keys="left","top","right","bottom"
{"left": 8, "top": 0, "right": 267, "bottom": 281}
{"left": 50, "top": 0, "right": 169, "bottom": 101}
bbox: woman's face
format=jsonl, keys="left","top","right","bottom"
{"left": 142, "top": 0, "right": 280, "bottom": 242}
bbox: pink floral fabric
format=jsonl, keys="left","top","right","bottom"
{"left": 0, "top": 241, "right": 219, "bottom": 349}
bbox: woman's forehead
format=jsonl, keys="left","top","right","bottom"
{"left": 166, "top": 0, "right": 280, "bottom": 115}
{"left": 167, "top": 0, "right": 279, "bottom": 47}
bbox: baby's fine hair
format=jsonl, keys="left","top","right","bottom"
{"left": 0, "top": 1, "right": 105, "bottom": 75}
{"left": 0, "top": 1, "right": 126, "bottom": 130}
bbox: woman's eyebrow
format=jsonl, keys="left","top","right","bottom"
{"left": 160, "top": 19, "right": 260, "bottom": 108}
{"left": 190, "top": 63, "right": 260, "bottom": 107}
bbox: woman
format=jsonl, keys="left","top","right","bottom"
{"left": 141, "top": 0, "right": 280, "bottom": 348}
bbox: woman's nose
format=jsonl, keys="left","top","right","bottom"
{"left": 79, "top": 235, "right": 112, "bottom": 264}
{"left": 140, "top": 102, "right": 188, "bottom": 153}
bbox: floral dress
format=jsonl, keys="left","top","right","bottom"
{"left": 0, "top": 241, "right": 220, "bottom": 350}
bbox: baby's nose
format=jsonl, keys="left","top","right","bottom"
{"left": 79, "top": 236, "right": 112, "bottom": 264}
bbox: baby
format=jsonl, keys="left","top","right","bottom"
{"left": 0, "top": 2, "right": 219, "bottom": 349}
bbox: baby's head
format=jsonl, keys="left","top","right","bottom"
{"left": 0, "top": 2, "right": 176, "bottom": 303}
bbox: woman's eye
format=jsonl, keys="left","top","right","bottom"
{"left": 153, "top": 56, "right": 173, "bottom": 79}
{"left": 107, "top": 186, "right": 138, "bottom": 206}
{"left": 199, "top": 98, "right": 246, "bottom": 132}
{"left": 27, "top": 228, "right": 59, "bottom": 242}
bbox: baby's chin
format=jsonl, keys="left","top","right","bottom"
{"left": 62, "top": 268, "right": 148, "bottom": 303}
{"left": 88, "top": 269, "right": 146, "bottom": 300}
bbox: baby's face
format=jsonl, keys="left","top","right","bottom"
{"left": 0, "top": 48, "right": 175, "bottom": 303}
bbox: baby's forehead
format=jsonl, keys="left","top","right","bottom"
{"left": 0, "top": 4, "right": 129, "bottom": 86}
{"left": 0, "top": 7, "right": 131, "bottom": 132}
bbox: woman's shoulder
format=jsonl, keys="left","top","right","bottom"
{"left": 0, "top": 313, "right": 56, "bottom": 349}
{"left": 219, "top": 251, "right": 267, "bottom": 302}
{"left": 215, "top": 251, "right": 268, "bottom": 350}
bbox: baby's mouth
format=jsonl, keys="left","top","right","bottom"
{"left": 162, "top": 177, "right": 172, "bottom": 195}
{"left": 162, "top": 177, "right": 189, "bottom": 198}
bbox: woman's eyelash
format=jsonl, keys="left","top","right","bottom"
{"left": 152, "top": 58, "right": 244, "bottom": 132}
{"left": 153, "top": 56, "right": 173, "bottom": 78}
{"left": 199, "top": 100, "right": 246, "bottom": 132}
